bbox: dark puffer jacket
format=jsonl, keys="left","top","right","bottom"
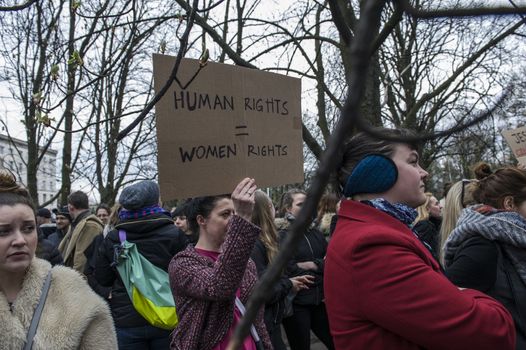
{"left": 278, "top": 214, "right": 328, "bottom": 306}
{"left": 95, "top": 213, "right": 187, "bottom": 328}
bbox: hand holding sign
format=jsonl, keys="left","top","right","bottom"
{"left": 231, "top": 177, "right": 257, "bottom": 222}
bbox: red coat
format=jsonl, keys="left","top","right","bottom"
{"left": 324, "top": 200, "right": 515, "bottom": 350}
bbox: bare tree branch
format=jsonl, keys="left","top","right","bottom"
{"left": 0, "top": 0, "right": 37, "bottom": 12}
{"left": 116, "top": 0, "right": 200, "bottom": 141}
{"left": 398, "top": 0, "right": 526, "bottom": 18}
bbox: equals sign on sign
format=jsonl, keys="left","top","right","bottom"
{"left": 235, "top": 125, "right": 249, "bottom": 136}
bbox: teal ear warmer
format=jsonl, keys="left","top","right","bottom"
{"left": 343, "top": 154, "right": 398, "bottom": 197}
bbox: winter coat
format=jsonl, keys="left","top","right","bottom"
{"left": 413, "top": 216, "right": 441, "bottom": 263}
{"left": 444, "top": 206, "right": 526, "bottom": 349}
{"left": 324, "top": 200, "right": 515, "bottom": 350}
{"left": 0, "top": 258, "right": 117, "bottom": 350}
{"left": 169, "top": 215, "right": 272, "bottom": 350}
{"left": 251, "top": 239, "right": 293, "bottom": 335}
{"left": 36, "top": 233, "right": 63, "bottom": 266}
{"left": 95, "top": 212, "right": 187, "bottom": 328}
{"left": 84, "top": 234, "right": 111, "bottom": 300}
{"left": 38, "top": 223, "right": 56, "bottom": 239}
{"left": 58, "top": 211, "right": 103, "bottom": 273}
{"left": 46, "top": 228, "right": 67, "bottom": 248}
{"left": 278, "top": 215, "right": 327, "bottom": 306}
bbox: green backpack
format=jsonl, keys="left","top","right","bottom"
{"left": 114, "top": 230, "right": 178, "bottom": 330}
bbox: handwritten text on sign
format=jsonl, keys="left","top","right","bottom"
{"left": 153, "top": 55, "right": 303, "bottom": 199}
{"left": 502, "top": 126, "right": 526, "bottom": 164}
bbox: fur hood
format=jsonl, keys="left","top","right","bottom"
{"left": 319, "top": 212, "right": 335, "bottom": 235}
{"left": 0, "top": 258, "right": 117, "bottom": 350}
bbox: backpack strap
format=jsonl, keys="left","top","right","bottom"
{"left": 118, "top": 230, "right": 127, "bottom": 244}
{"left": 111, "top": 230, "right": 127, "bottom": 267}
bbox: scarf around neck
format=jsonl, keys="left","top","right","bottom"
{"left": 443, "top": 204, "right": 526, "bottom": 285}
{"left": 364, "top": 198, "right": 417, "bottom": 227}
{"left": 119, "top": 204, "right": 171, "bottom": 221}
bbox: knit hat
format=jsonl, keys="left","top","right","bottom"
{"left": 343, "top": 154, "right": 398, "bottom": 197}
{"left": 56, "top": 206, "right": 72, "bottom": 221}
{"left": 119, "top": 180, "right": 160, "bottom": 210}
{"left": 37, "top": 208, "right": 51, "bottom": 219}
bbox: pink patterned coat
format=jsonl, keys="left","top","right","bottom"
{"left": 169, "top": 215, "right": 272, "bottom": 350}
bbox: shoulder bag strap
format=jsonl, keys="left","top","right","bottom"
{"left": 234, "top": 297, "right": 262, "bottom": 343}
{"left": 23, "top": 270, "right": 52, "bottom": 350}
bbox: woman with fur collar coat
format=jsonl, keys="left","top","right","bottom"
{"left": 0, "top": 170, "right": 117, "bottom": 350}
{"left": 1, "top": 258, "right": 117, "bottom": 349}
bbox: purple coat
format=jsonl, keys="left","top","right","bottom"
{"left": 169, "top": 215, "right": 272, "bottom": 350}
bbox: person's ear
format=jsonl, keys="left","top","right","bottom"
{"left": 196, "top": 214, "right": 206, "bottom": 227}
{"left": 503, "top": 196, "right": 515, "bottom": 211}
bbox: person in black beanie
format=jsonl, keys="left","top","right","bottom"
{"left": 95, "top": 180, "right": 187, "bottom": 350}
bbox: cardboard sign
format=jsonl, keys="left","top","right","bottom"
{"left": 502, "top": 126, "right": 526, "bottom": 164}
{"left": 153, "top": 54, "right": 303, "bottom": 200}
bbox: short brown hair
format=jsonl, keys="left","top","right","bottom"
{"left": 68, "top": 191, "right": 89, "bottom": 210}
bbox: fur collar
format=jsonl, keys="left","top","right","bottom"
{"left": 0, "top": 258, "right": 117, "bottom": 349}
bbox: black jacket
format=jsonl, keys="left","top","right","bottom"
{"left": 278, "top": 215, "right": 327, "bottom": 306}
{"left": 446, "top": 236, "right": 526, "bottom": 349}
{"left": 95, "top": 213, "right": 188, "bottom": 328}
{"left": 251, "top": 239, "right": 293, "bottom": 334}
{"left": 47, "top": 229, "right": 67, "bottom": 248}
{"left": 36, "top": 238, "right": 63, "bottom": 266}
{"left": 413, "top": 217, "right": 441, "bottom": 264}
{"left": 84, "top": 234, "right": 111, "bottom": 300}
{"left": 36, "top": 229, "right": 63, "bottom": 266}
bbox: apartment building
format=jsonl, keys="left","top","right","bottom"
{"left": 0, "top": 134, "right": 58, "bottom": 207}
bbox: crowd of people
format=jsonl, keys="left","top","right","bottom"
{"left": 0, "top": 126, "right": 525, "bottom": 349}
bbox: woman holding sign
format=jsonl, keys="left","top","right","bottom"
{"left": 169, "top": 178, "right": 272, "bottom": 350}
{"left": 324, "top": 129, "right": 515, "bottom": 350}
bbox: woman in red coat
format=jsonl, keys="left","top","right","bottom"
{"left": 324, "top": 128, "right": 515, "bottom": 350}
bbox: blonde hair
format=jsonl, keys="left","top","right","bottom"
{"left": 439, "top": 180, "right": 477, "bottom": 263}
{"left": 251, "top": 190, "right": 279, "bottom": 264}
{"left": 414, "top": 192, "right": 433, "bottom": 224}
{"left": 109, "top": 203, "right": 122, "bottom": 227}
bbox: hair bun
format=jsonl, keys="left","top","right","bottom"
{"left": 473, "top": 162, "right": 492, "bottom": 180}
{"left": 0, "top": 169, "right": 20, "bottom": 192}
